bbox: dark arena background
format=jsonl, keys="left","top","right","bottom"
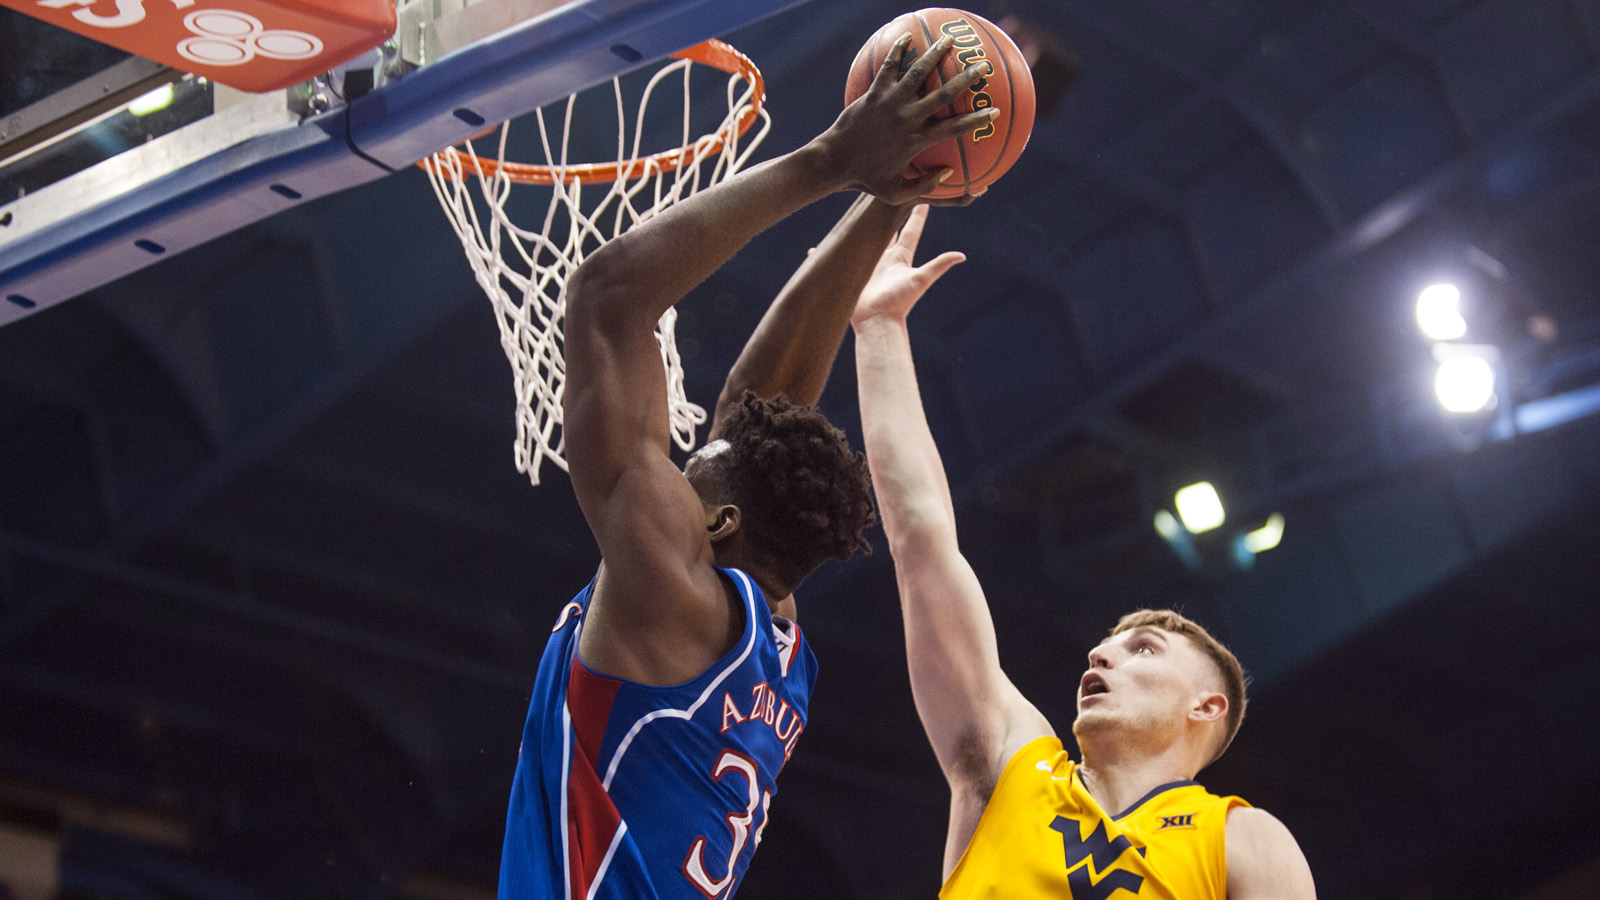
{"left": 3, "top": 0, "right": 1600, "bottom": 898}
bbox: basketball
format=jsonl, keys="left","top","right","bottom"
{"left": 844, "top": 8, "right": 1036, "bottom": 199}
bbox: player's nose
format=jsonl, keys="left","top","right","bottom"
{"left": 1087, "top": 646, "right": 1113, "bottom": 669}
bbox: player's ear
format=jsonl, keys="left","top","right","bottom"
{"left": 1190, "top": 691, "right": 1228, "bottom": 726}
{"left": 706, "top": 504, "right": 741, "bottom": 542}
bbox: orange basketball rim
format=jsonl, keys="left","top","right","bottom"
{"left": 426, "top": 40, "right": 765, "bottom": 186}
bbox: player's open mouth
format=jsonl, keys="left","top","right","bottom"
{"left": 1079, "top": 672, "right": 1109, "bottom": 702}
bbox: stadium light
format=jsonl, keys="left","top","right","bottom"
{"left": 1416, "top": 283, "right": 1467, "bottom": 341}
{"left": 128, "top": 84, "right": 174, "bottom": 117}
{"left": 1242, "top": 513, "right": 1285, "bottom": 554}
{"left": 1174, "top": 482, "right": 1225, "bottom": 533}
{"left": 1434, "top": 355, "right": 1497, "bottom": 413}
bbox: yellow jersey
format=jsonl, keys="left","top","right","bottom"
{"left": 941, "top": 736, "right": 1248, "bottom": 900}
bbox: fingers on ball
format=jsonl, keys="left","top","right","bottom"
{"left": 902, "top": 35, "right": 954, "bottom": 87}
{"left": 937, "top": 108, "right": 999, "bottom": 139}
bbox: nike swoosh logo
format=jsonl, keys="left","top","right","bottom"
{"left": 1035, "top": 761, "right": 1071, "bottom": 781}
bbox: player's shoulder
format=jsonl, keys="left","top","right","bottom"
{"left": 1225, "top": 806, "right": 1317, "bottom": 899}
{"left": 1224, "top": 805, "right": 1292, "bottom": 841}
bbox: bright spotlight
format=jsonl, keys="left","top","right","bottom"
{"left": 128, "top": 83, "right": 175, "bottom": 117}
{"left": 1242, "top": 513, "right": 1285, "bottom": 554}
{"left": 126, "top": 83, "right": 175, "bottom": 116}
{"left": 1416, "top": 283, "right": 1466, "bottom": 341}
{"left": 1434, "top": 355, "right": 1496, "bottom": 413}
{"left": 1174, "top": 482, "right": 1225, "bottom": 533}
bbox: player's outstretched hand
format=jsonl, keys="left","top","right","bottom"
{"left": 816, "top": 33, "right": 1000, "bottom": 205}
{"left": 852, "top": 205, "right": 965, "bottom": 325}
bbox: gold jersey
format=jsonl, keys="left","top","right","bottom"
{"left": 941, "top": 736, "right": 1248, "bottom": 900}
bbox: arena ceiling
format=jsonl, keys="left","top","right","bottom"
{"left": 2, "top": 0, "right": 1599, "bottom": 898}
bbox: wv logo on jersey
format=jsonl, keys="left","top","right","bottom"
{"left": 1049, "top": 817, "right": 1145, "bottom": 899}
{"left": 1158, "top": 813, "right": 1196, "bottom": 830}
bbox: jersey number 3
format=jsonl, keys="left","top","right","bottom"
{"left": 682, "top": 749, "right": 773, "bottom": 898}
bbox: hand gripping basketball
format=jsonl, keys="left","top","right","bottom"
{"left": 819, "top": 33, "right": 999, "bottom": 204}
{"left": 846, "top": 9, "right": 1038, "bottom": 199}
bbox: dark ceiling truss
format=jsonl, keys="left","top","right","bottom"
{"left": 0, "top": 258, "right": 485, "bottom": 661}
{"left": 1494, "top": 164, "right": 1600, "bottom": 254}
{"left": 959, "top": 63, "right": 1600, "bottom": 497}
{"left": 0, "top": 358, "right": 128, "bottom": 531}
{"left": 1053, "top": 0, "right": 1348, "bottom": 230}
{"left": 125, "top": 228, "right": 352, "bottom": 443}
{"left": 267, "top": 440, "right": 572, "bottom": 559}
{"left": 0, "top": 531, "right": 522, "bottom": 868}
{"left": 1041, "top": 367, "right": 1600, "bottom": 566}
{"left": 0, "top": 527, "right": 525, "bottom": 691}
{"left": 164, "top": 523, "right": 515, "bottom": 641}
{"left": 1337, "top": 4, "right": 1480, "bottom": 145}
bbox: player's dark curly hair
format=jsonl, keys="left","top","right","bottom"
{"left": 707, "top": 392, "right": 876, "bottom": 587}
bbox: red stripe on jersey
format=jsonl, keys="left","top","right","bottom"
{"left": 567, "top": 658, "right": 623, "bottom": 900}
{"left": 777, "top": 623, "right": 799, "bottom": 678}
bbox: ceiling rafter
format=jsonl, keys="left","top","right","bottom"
{"left": 1057, "top": 0, "right": 1349, "bottom": 229}
{"left": 0, "top": 286, "right": 482, "bottom": 653}
{"left": 1338, "top": 2, "right": 1480, "bottom": 147}
{"left": 267, "top": 443, "right": 576, "bottom": 561}
{"left": 1490, "top": 165, "right": 1600, "bottom": 251}
{"left": 166, "top": 524, "right": 521, "bottom": 638}
{"left": 0, "top": 528, "right": 525, "bottom": 690}
{"left": 953, "top": 67, "right": 1600, "bottom": 493}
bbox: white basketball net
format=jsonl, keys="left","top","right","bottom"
{"left": 422, "top": 50, "right": 771, "bottom": 485}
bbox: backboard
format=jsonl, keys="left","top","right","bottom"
{"left": 0, "top": 0, "right": 810, "bottom": 327}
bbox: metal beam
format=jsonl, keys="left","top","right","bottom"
{"left": 1046, "top": 348, "right": 1600, "bottom": 565}
{"left": 0, "top": 283, "right": 480, "bottom": 652}
{"left": 1056, "top": 0, "right": 1353, "bottom": 228}
{"left": 1339, "top": 2, "right": 1480, "bottom": 146}
{"left": 167, "top": 524, "right": 518, "bottom": 636}
{"left": 0, "top": 528, "right": 525, "bottom": 690}
{"left": 270, "top": 442, "right": 577, "bottom": 561}
{"left": 966, "top": 66, "right": 1600, "bottom": 488}
{"left": 0, "top": 57, "right": 182, "bottom": 164}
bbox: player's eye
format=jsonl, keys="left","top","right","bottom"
{"left": 1135, "top": 643, "right": 1154, "bottom": 654}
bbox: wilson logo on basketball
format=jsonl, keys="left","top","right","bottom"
{"left": 940, "top": 19, "right": 997, "bottom": 142}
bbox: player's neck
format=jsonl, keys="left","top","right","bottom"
{"left": 1076, "top": 743, "right": 1199, "bottom": 817}
{"left": 713, "top": 546, "right": 798, "bottom": 616}
{"left": 768, "top": 592, "right": 797, "bottom": 621}
{"left": 749, "top": 571, "right": 797, "bottom": 621}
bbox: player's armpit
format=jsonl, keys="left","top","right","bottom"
{"left": 1225, "top": 807, "right": 1317, "bottom": 900}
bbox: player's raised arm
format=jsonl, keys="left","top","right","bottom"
{"left": 709, "top": 195, "right": 913, "bottom": 436}
{"left": 564, "top": 36, "right": 997, "bottom": 682}
{"left": 851, "top": 207, "right": 1052, "bottom": 832}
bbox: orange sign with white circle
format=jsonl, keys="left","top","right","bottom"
{"left": 3, "top": 0, "right": 395, "bottom": 93}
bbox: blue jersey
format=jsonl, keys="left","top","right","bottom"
{"left": 499, "top": 566, "right": 817, "bottom": 900}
